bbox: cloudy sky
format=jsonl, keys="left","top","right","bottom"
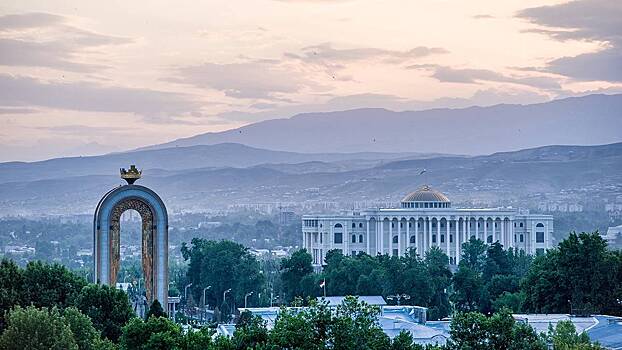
{"left": 0, "top": 0, "right": 620, "bottom": 161}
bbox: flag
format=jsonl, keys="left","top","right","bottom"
{"left": 319, "top": 279, "right": 325, "bottom": 288}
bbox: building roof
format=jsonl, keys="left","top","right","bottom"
{"left": 401, "top": 185, "right": 450, "bottom": 203}
{"left": 323, "top": 296, "right": 387, "bottom": 307}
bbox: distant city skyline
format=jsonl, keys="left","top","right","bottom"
{"left": 0, "top": 0, "right": 620, "bottom": 161}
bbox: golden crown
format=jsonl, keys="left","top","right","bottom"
{"left": 120, "top": 165, "right": 142, "bottom": 185}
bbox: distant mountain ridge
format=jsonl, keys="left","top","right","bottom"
{"left": 0, "top": 143, "right": 435, "bottom": 184}
{"left": 0, "top": 142, "right": 620, "bottom": 216}
{"left": 136, "top": 94, "right": 622, "bottom": 155}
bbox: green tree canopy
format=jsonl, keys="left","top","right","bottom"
{"left": 146, "top": 299, "right": 167, "bottom": 319}
{"left": 0, "top": 306, "right": 78, "bottom": 350}
{"left": 181, "top": 239, "right": 264, "bottom": 315}
{"left": 74, "top": 284, "right": 134, "bottom": 342}
{"left": 280, "top": 249, "right": 314, "bottom": 302}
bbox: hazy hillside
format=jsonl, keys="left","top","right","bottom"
{"left": 136, "top": 94, "right": 622, "bottom": 155}
{"left": 1, "top": 142, "right": 620, "bottom": 216}
{"left": 0, "top": 143, "right": 429, "bottom": 184}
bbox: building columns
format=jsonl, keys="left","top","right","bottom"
{"left": 366, "top": 219, "right": 370, "bottom": 254}
{"left": 415, "top": 217, "right": 419, "bottom": 254}
{"left": 455, "top": 218, "right": 461, "bottom": 265}
{"left": 428, "top": 217, "right": 433, "bottom": 250}
{"left": 397, "top": 218, "right": 402, "bottom": 256}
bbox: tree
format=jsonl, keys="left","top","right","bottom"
{"left": 181, "top": 327, "right": 214, "bottom": 350}
{"left": 391, "top": 331, "right": 426, "bottom": 350}
{"left": 146, "top": 300, "right": 167, "bottom": 319}
{"left": 231, "top": 311, "right": 269, "bottom": 349}
{"left": 280, "top": 249, "right": 314, "bottom": 301}
{"left": 269, "top": 300, "right": 330, "bottom": 350}
{"left": 0, "top": 306, "right": 78, "bottom": 350}
{"left": 460, "top": 238, "right": 488, "bottom": 273}
{"left": 522, "top": 232, "right": 622, "bottom": 315}
{"left": 74, "top": 284, "right": 134, "bottom": 342}
{"left": 548, "top": 320, "right": 604, "bottom": 350}
{"left": 451, "top": 265, "right": 482, "bottom": 312}
{"left": 448, "top": 309, "right": 546, "bottom": 350}
{"left": 330, "top": 296, "right": 391, "bottom": 350}
{"left": 22, "top": 260, "right": 87, "bottom": 309}
{"left": 63, "top": 307, "right": 101, "bottom": 350}
{"left": 424, "top": 247, "right": 452, "bottom": 320}
{"left": 0, "top": 258, "right": 24, "bottom": 329}
{"left": 120, "top": 316, "right": 182, "bottom": 350}
{"left": 181, "top": 239, "right": 264, "bottom": 315}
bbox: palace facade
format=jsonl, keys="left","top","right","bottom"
{"left": 302, "top": 186, "right": 553, "bottom": 266}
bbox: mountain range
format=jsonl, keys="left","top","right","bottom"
{"left": 0, "top": 142, "right": 620, "bottom": 217}
{"left": 137, "top": 94, "right": 622, "bottom": 155}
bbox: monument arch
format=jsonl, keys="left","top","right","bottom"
{"left": 93, "top": 166, "right": 168, "bottom": 304}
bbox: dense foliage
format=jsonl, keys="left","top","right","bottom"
{"left": 278, "top": 232, "right": 622, "bottom": 319}
{"left": 181, "top": 239, "right": 265, "bottom": 318}
{"left": 0, "top": 230, "right": 618, "bottom": 349}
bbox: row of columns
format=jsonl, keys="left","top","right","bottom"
{"left": 374, "top": 216, "right": 516, "bottom": 264}
{"left": 303, "top": 215, "right": 550, "bottom": 265}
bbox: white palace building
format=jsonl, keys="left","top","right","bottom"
{"left": 302, "top": 186, "right": 553, "bottom": 267}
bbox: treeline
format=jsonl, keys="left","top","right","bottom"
{"left": 280, "top": 232, "right": 622, "bottom": 319}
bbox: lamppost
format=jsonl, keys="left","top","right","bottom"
{"left": 184, "top": 283, "right": 193, "bottom": 302}
{"left": 245, "top": 291, "right": 254, "bottom": 309}
{"left": 203, "top": 286, "right": 212, "bottom": 308}
{"left": 387, "top": 293, "right": 411, "bottom": 306}
{"left": 223, "top": 288, "right": 231, "bottom": 304}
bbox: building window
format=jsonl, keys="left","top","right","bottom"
{"left": 359, "top": 223, "right": 363, "bottom": 228}
{"left": 359, "top": 234, "right": 364, "bottom": 243}
{"left": 536, "top": 223, "right": 544, "bottom": 228}
{"left": 432, "top": 234, "right": 437, "bottom": 243}
{"left": 335, "top": 223, "right": 342, "bottom": 228}
{"left": 536, "top": 248, "right": 545, "bottom": 256}
{"left": 441, "top": 234, "right": 445, "bottom": 243}
{"left": 391, "top": 222, "right": 395, "bottom": 228}
{"left": 392, "top": 235, "right": 398, "bottom": 244}
{"left": 536, "top": 232, "right": 545, "bottom": 243}
{"left": 334, "top": 232, "right": 343, "bottom": 244}
{"left": 410, "top": 236, "right": 416, "bottom": 244}
{"left": 487, "top": 235, "right": 493, "bottom": 243}
{"left": 320, "top": 234, "right": 323, "bottom": 243}
{"left": 352, "top": 234, "right": 356, "bottom": 243}
{"left": 450, "top": 222, "right": 453, "bottom": 228}
{"left": 450, "top": 234, "right": 453, "bottom": 243}
{"left": 520, "top": 234, "right": 524, "bottom": 242}
{"left": 519, "top": 223, "right": 523, "bottom": 228}
{"left": 514, "top": 222, "right": 516, "bottom": 227}
{"left": 441, "top": 222, "right": 445, "bottom": 228}
{"left": 432, "top": 222, "right": 437, "bottom": 228}
{"left": 409, "top": 222, "right": 412, "bottom": 228}
{"left": 352, "top": 223, "right": 356, "bottom": 228}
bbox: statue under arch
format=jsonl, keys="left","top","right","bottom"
{"left": 93, "top": 165, "right": 168, "bottom": 305}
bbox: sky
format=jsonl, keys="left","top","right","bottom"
{"left": 0, "top": 0, "right": 620, "bottom": 161}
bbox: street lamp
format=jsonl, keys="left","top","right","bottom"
{"left": 223, "top": 288, "right": 231, "bottom": 303}
{"left": 245, "top": 291, "right": 254, "bottom": 309}
{"left": 184, "top": 283, "right": 193, "bottom": 302}
{"left": 387, "top": 293, "right": 411, "bottom": 306}
{"left": 203, "top": 286, "right": 212, "bottom": 308}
